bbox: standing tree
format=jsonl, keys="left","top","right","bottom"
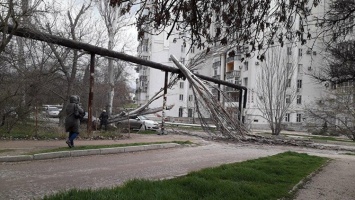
{"left": 306, "top": 86, "right": 355, "bottom": 140}
{"left": 40, "top": 1, "right": 100, "bottom": 124}
{"left": 95, "top": 0, "right": 134, "bottom": 116}
{"left": 256, "top": 46, "right": 297, "bottom": 135}
{"left": 0, "top": 0, "right": 44, "bottom": 53}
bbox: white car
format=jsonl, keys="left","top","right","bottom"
{"left": 46, "top": 106, "right": 60, "bottom": 118}
{"left": 117, "top": 115, "right": 159, "bottom": 130}
{"left": 138, "top": 115, "right": 160, "bottom": 130}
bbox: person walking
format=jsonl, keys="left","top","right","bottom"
{"left": 99, "top": 109, "right": 109, "bottom": 131}
{"left": 65, "top": 95, "right": 85, "bottom": 148}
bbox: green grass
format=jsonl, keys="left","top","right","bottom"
{"left": 26, "top": 140, "right": 193, "bottom": 155}
{"left": 0, "top": 149, "right": 14, "bottom": 154}
{"left": 258, "top": 132, "right": 355, "bottom": 143}
{"left": 283, "top": 133, "right": 355, "bottom": 143}
{"left": 0, "top": 122, "right": 65, "bottom": 139}
{"left": 43, "top": 151, "right": 328, "bottom": 200}
{"left": 137, "top": 130, "right": 159, "bottom": 134}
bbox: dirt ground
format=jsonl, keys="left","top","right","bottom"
{"left": 1, "top": 132, "right": 355, "bottom": 199}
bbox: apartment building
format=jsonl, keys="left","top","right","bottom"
{"left": 136, "top": 0, "right": 343, "bottom": 129}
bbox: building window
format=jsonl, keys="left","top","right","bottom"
{"left": 180, "top": 57, "right": 185, "bottom": 64}
{"left": 286, "top": 79, "right": 291, "bottom": 87}
{"left": 296, "top": 113, "right": 302, "bottom": 122}
{"left": 188, "top": 108, "right": 193, "bottom": 117}
{"left": 298, "top": 64, "right": 303, "bottom": 73}
{"left": 285, "top": 113, "right": 290, "bottom": 122}
{"left": 298, "top": 48, "right": 303, "bottom": 57}
{"left": 214, "top": 68, "right": 218, "bottom": 76}
{"left": 297, "top": 80, "right": 302, "bottom": 88}
{"left": 297, "top": 95, "right": 302, "bottom": 104}
{"left": 244, "top": 77, "right": 248, "bottom": 88}
{"left": 287, "top": 47, "right": 292, "bottom": 55}
{"left": 244, "top": 62, "right": 249, "bottom": 71}
{"left": 189, "top": 95, "right": 193, "bottom": 101}
{"left": 181, "top": 45, "right": 185, "bottom": 53}
{"left": 286, "top": 95, "right": 291, "bottom": 104}
{"left": 179, "top": 94, "right": 184, "bottom": 101}
{"left": 178, "top": 107, "right": 183, "bottom": 117}
{"left": 142, "top": 39, "right": 149, "bottom": 52}
{"left": 190, "top": 47, "right": 195, "bottom": 53}
{"left": 286, "top": 63, "right": 293, "bottom": 74}
{"left": 179, "top": 82, "right": 184, "bottom": 89}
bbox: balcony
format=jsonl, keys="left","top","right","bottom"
{"left": 226, "top": 56, "right": 235, "bottom": 63}
{"left": 212, "top": 61, "right": 221, "bottom": 68}
{"left": 225, "top": 70, "right": 241, "bottom": 79}
{"left": 139, "top": 75, "right": 147, "bottom": 81}
{"left": 212, "top": 75, "right": 220, "bottom": 80}
{"left": 225, "top": 87, "right": 237, "bottom": 92}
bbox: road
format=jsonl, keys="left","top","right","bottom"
{"left": 0, "top": 139, "right": 354, "bottom": 200}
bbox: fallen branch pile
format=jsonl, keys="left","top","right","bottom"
{"left": 171, "top": 55, "right": 248, "bottom": 140}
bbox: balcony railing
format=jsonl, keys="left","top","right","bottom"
{"left": 225, "top": 87, "right": 237, "bottom": 92}
{"left": 139, "top": 75, "right": 147, "bottom": 81}
{"left": 212, "top": 61, "right": 221, "bottom": 68}
{"left": 212, "top": 75, "right": 220, "bottom": 80}
{"left": 225, "top": 70, "right": 241, "bottom": 79}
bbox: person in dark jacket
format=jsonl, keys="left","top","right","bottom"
{"left": 99, "top": 109, "right": 109, "bottom": 131}
{"left": 65, "top": 95, "right": 85, "bottom": 148}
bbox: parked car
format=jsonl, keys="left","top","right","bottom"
{"left": 80, "top": 112, "right": 98, "bottom": 124}
{"left": 116, "top": 115, "right": 159, "bottom": 130}
{"left": 45, "top": 106, "right": 60, "bottom": 118}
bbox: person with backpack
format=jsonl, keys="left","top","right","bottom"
{"left": 65, "top": 95, "right": 85, "bottom": 148}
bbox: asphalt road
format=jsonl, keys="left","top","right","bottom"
{"left": 0, "top": 141, "right": 286, "bottom": 200}
{"left": 1, "top": 138, "right": 355, "bottom": 200}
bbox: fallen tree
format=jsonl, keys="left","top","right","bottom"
{"left": 170, "top": 55, "right": 248, "bottom": 140}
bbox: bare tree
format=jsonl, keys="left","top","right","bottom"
{"left": 256, "top": 46, "right": 297, "bottom": 135}
{"left": 306, "top": 86, "right": 355, "bottom": 140}
{"left": 38, "top": 1, "right": 101, "bottom": 124}
{"left": 312, "top": 40, "right": 355, "bottom": 85}
{"left": 0, "top": 0, "right": 43, "bottom": 53}
{"left": 95, "top": 0, "right": 134, "bottom": 116}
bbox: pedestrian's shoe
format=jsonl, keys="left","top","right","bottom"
{"left": 66, "top": 140, "right": 72, "bottom": 148}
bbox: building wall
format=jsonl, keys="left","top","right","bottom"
{"left": 136, "top": 0, "right": 337, "bottom": 131}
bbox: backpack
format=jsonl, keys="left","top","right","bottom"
{"left": 74, "top": 104, "right": 85, "bottom": 119}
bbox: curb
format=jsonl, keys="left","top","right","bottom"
{"left": 0, "top": 143, "right": 180, "bottom": 162}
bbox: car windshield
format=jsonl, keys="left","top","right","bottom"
{"left": 138, "top": 116, "right": 148, "bottom": 120}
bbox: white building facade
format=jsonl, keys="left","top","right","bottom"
{"left": 136, "top": 0, "right": 338, "bottom": 129}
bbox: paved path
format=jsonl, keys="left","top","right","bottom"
{"left": 1, "top": 133, "right": 355, "bottom": 200}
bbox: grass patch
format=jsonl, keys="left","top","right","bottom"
{"left": 307, "top": 135, "right": 354, "bottom": 143}
{"left": 259, "top": 132, "right": 355, "bottom": 144}
{"left": 137, "top": 130, "right": 159, "bottom": 134}
{"left": 0, "top": 149, "right": 14, "bottom": 154}
{"left": 283, "top": 133, "right": 355, "bottom": 143}
{"left": 26, "top": 140, "right": 192, "bottom": 155}
{"left": 0, "top": 122, "right": 65, "bottom": 140}
{"left": 43, "top": 151, "right": 328, "bottom": 200}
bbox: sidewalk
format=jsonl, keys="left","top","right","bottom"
{"left": 0, "top": 133, "right": 205, "bottom": 162}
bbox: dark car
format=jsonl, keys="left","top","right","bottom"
{"left": 116, "top": 115, "right": 159, "bottom": 130}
